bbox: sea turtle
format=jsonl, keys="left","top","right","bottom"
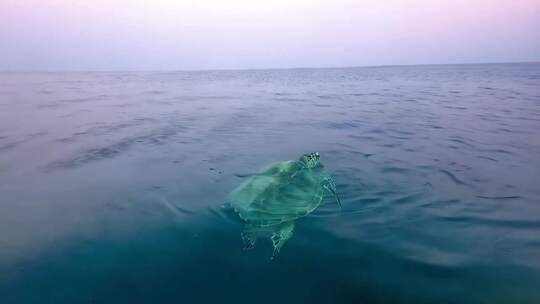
{"left": 229, "top": 152, "right": 340, "bottom": 258}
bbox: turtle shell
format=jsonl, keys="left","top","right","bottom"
{"left": 230, "top": 160, "right": 327, "bottom": 227}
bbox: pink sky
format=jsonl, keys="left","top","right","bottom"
{"left": 1, "top": 0, "right": 539, "bottom": 70}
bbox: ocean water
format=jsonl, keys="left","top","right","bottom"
{"left": 0, "top": 63, "right": 539, "bottom": 303}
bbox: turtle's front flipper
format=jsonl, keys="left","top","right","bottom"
{"left": 323, "top": 175, "right": 342, "bottom": 209}
{"left": 270, "top": 221, "right": 295, "bottom": 259}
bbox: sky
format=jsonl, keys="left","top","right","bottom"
{"left": 0, "top": 0, "right": 539, "bottom": 71}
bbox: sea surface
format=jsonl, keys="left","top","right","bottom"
{"left": 0, "top": 63, "right": 539, "bottom": 303}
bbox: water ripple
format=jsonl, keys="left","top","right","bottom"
{"left": 1, "top": 65, "right": 540, "bottom": 302}
{"left": 45, "top": 125, "right": 188, "bottom": 170}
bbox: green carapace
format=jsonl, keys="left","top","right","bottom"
{"left": 229, "top": 152, "right": 341, "bottom": 258}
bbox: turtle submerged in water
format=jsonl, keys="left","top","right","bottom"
{"left": 229, "top": 152, "right": 341, "bottom": 258}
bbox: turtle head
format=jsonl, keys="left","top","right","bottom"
{"left": 299, "top": 152, "right": 320, "bottom": 169}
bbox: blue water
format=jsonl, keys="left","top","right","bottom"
{"left": 0, "top": 63, "right": 539, "bottom": 303}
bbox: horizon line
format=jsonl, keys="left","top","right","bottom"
{"left": 1, "top": 60, "right": 538, "bottom": 73}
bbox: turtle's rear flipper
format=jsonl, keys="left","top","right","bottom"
{"left": 241, "top": 227, "right": 258, "bottom": 250}
{"left": 241, "top": 233, "right": 257, "bottom": 250}
{"left": 270, "top": 221, "right": 295, "bottom": 259}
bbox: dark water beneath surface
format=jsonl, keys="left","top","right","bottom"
{"left": 0, "top": 63, "right": 539, "bottom": 303}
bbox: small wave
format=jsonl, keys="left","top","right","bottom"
{"left": 160, "top": 198, "right": 196, "bottom": 217}
{"left": 354, "top": 197, "right": 382, "bottom": 204}
{"left": 438, "top": 215, "right": 540, "bottom": 229}
{"left": 325, "top": 122, "right": 358, "bottom": 129}
{"left": 420, "top": 199, "right": 460, "bottom": 208}
{"left": 234, "top": 173, "right": 256, "bottom": 178}
{"left": 59, "top": 95, "right": 107, "bottom": 103}
{"left": 476, "top": 195, "right": 521, "bottom": 200}
{"left": 382, "top": 167, "right": 410, "bottom": 174}
{"left": 391, "top": 192, "right": 427, "bottom": 204}
{"left": 144, "top": 90, "right": 166, "bottom": 95}
{"left": 477, "top": 148, "right": 514, "bottom": 155}
{"left": 317, "top": 95, "right": 333, "bottom": 99}
{"left": 272, "top": 97, "right": 306, "bottom": 102}
{"left": 313, "top": 103, "right": 332, "bottom": 107}
{"left": 476, "top": 155, "right": 498, "bottom": 162}
{"left": 0, "top": 140, "right": 24, "bottom": 151}
{"left": 448, "top": 138, "right": 474, "bottom": 148}
{"left": 36, "top": 103, "right": 64, "bottom": 109}
{"left": 439, "top": 169, "right": 468, "bottom": 186}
